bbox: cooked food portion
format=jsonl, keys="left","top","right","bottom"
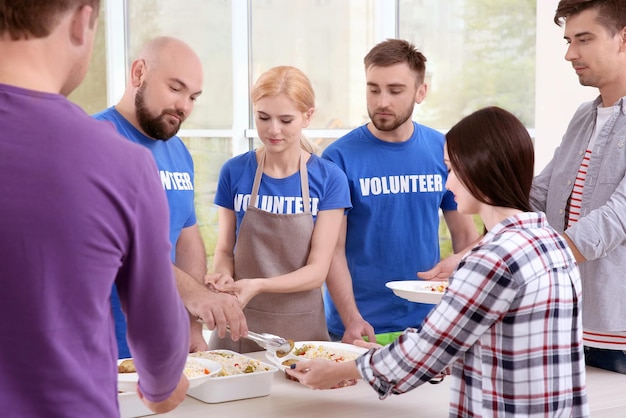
{"left": 285, "top": 343, "right": 361, "bottom": 389}
{"left": 118, "top": 359, "right": 136, "bottom": 374}
{"left": 281, "top": 358, "right": 299, "bottom": 367}
{"left": 190, "top": 350, "right": 273, "bottom": 376}
{"left": 292, "top": 344, "right": 360, "bottom": 362}
{"left": 183, "top": 358, "right": 215, "bottom": 378}
{"left": 426, "top": 282, "right": 448, "bottom": 293}
{"left": 118, "top": 357, "right": 214, "bottom": 378}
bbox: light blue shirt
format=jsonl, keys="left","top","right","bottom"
{"left": 530, "top": 96, "right": 626, "bottom": 332}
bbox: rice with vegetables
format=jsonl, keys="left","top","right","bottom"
{"left": 190, "top": 350, "right": 273, "bottom": 376}
{"left": 292, "top": 344, "right": 360, "bottom": 362}
{"left": 283, "top": 344, "right": 361, "bottom": 388}
{"left": 183, "top": 358, "right": 215, "bottom": 378}
{"left": 118, "top": 358, "right": 214, "bottom": 378}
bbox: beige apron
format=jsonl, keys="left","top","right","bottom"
{"left": 209, "top": 150, "right": 330, "bottom": 353}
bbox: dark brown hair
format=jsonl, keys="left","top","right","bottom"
{"left": 445, "top": 107, "right": 534, "bottom": 212}
{"left": 363, "top": 39, "right": 427, "bottom": 85}
{"left": 554, "top": 0, "right": 626, "bottom": 35}
{"left": 0, "top": 0, "right": 100, "bottom": 40}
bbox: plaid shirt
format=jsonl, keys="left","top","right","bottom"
{"left": 356, "top": 212, "right": 590, "bottom": 417}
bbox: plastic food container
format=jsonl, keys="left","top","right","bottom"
{"left": 117, "top": 357, "right": 221, "bottom": 392}
{"left": 186, "top": 350, "right": 278, "bottom": 403}
{"left": 118, "top": 391, "right": 154, "bottom": 418}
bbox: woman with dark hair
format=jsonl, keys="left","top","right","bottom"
{"left": 288, "top": 107, "right": 589, "bottom": 417}
{"left": 445, "top": 106, "right": 534, "bottom": 213}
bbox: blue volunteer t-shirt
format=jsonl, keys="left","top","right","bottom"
{"left": 94, "top": 107, "right": 196, "bottom": 358}
{"left": 214, "top": 150, "right": 351, "bottom": 234}
{"left": 322, "top": 122, "right": 457, "bottom": 335}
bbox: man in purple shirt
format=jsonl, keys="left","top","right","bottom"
{"left": 0, "top": 1, "right": 190, "bottom": 416}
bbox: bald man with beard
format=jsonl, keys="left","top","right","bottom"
{"left": 94, "top": 37, "right": 248, "bottom": 357}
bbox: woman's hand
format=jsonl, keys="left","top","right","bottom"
{"left": 417, "top": 253, "right": 463, "bottom": 281}
{"left": 352, "top": 339, "right": 382, "bottom": 350}
{"left": 286, "top": 359, "right": 360, "bottom": 390}
{"left": 213, "top": 278, "right": 261, "bottom": 308}
{"left": 205, "top": 272, "right": 234, "bottom": 290}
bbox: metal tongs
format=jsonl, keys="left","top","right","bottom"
{"left": 244, "top": 330, "right": 295, "bottom": 358}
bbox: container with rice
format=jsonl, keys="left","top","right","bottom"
{"left": 186, "top": 350, "right": 278, "bottom": 403}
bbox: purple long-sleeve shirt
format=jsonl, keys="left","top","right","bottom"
{"left": 0, "top": 83, "right": 189, "bottom": 417}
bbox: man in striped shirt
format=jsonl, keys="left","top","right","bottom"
{"left": 530, "top": 0, "right": 626, "bottom": 373}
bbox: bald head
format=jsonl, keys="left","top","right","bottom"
{"left": 132, "top": 36, "right": 203, "bottom": 91}
{"left": 136, "top": 37, "right": 201, "bottom": 71}
{"left": 117, "top": 36, "right": 203, "bottom": 140}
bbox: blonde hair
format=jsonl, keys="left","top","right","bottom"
{"left": 251, "top": 66, "right": 316, "bottom": 153}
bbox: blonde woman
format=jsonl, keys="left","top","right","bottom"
{"left": 207, "top": 66, "right": 351, "bottom": 352}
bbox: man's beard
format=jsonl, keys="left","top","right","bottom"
{"left": 368, "top": 104, "right": 414, "bottom": 132}
{"left": 135, "top": 83, "right": 184, "bottom": 140}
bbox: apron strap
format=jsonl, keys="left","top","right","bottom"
{"left": 249, "top": 150, "right": 265, "bottom": 208}
{"left": 249, "top": 148, "right": 311, "bottom": 213}
{"left": 299, "top": 150, "right": 311, "bottom": 214}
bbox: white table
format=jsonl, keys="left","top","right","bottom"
{"left": 157, "top": 352, "right": 626, "bottom": 418}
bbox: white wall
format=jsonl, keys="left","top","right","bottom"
{"left": 534, "top": 0, "right": 597, "bottom": 173}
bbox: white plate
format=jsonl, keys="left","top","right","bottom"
{"left": 265, "top": 340, "right": 367, "bottom": 372}
{"left": 385, "top": 280, "right": 448, "bottom": 304}
{"left": 117, "top": 357, "right": 222, "bottom": 392}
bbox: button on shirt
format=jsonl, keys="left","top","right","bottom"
{"left": 355, "top": 212, "right": 589, "bottom": 417}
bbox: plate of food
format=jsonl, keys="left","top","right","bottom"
{"left": 385, "top": 280, "right": 448, "bottom": 304}
{"left": 265, "top": 341, "right": 367, "bottom": 389}
{"left": 117, "top": 356, "right": 222, "bottom": 392}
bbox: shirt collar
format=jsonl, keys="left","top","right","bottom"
{"left": 594, "top": 95, "right": 626, "bottom": 115}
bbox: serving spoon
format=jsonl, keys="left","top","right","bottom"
{"left": 244, "top": 330, "right": 295, "bottom": 358}
{"left": 217, "top": 325, "right": 294, "bottom": 357}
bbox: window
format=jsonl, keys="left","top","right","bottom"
{"left": 251, "top": 0, "right": 375, "bottom": 131}
{"left": 127, "top": 0, "right": 233, "bottom": 130}
{"left": 181, "top": 137, "right": 232, "bottom": 266}
{"left": 399, "top": 0, "right": 536, "bottom": 129}
{"left": 67, "top": 1, "right": 107, "bottom": 115}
